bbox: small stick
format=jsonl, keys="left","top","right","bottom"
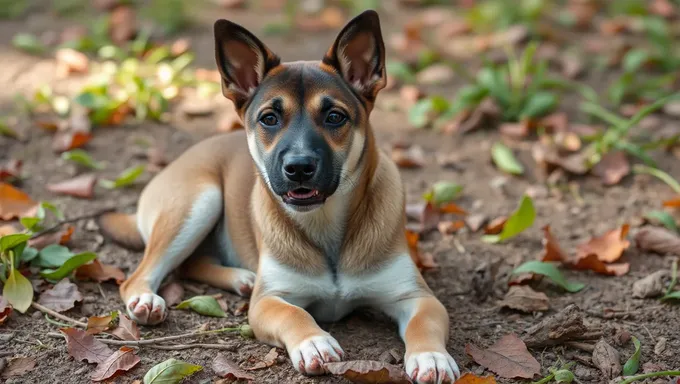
{"left": 579, "top": 331, "right": 603, "bottom": 340}
{"left": 47, "top": 325, "right": 245, "bottom": 346}
{"left": 564, "top": 341, "right": 595, "bottom": 352}
{"left": 148, "top": 343, "right": 238, "bottom": 351}
{"left": 31, "top": 302, "right": 87, "bottom": 328}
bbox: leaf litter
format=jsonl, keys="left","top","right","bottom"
{"left": 465, "top": 333, "right": 540, "bottom": 379}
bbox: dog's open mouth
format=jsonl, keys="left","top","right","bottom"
{"left": 282, "top": 188, "right": 326, "bottom": 206}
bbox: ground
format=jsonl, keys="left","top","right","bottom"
{"left": 0, "top": 1, "right": 679, "bottom": 384}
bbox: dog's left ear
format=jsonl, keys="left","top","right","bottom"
{"left": 214, "top": 19, "right": 281, "bottom": 110}
{"left": 323, "top": 10, "right": 386, "bottom": 101}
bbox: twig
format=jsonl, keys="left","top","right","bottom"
{"left": 618, "top": 370, "right": 680, "bottom": 384}
{"left": 44, "top": 314, "right": 73, "bottom": 328}
{"left": 564, "top": 341, "right": 595, "bottom": 352}
{"left": 31, "top": 302, "right": 87, "bottom": 328}
{"left": 580, "top": 331, "right": 603, "bottom": 340}
{"left": 47, "top": 325, "right": 244, "bottom": 346}
{"left": 30, "top": 204, "right": 132, "bottom": 240}
{"left": 148, "top": 343, "right": 238, "bottom": 351}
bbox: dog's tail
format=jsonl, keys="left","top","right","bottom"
{"left": 97, "top": 212, "right": 145, "bottom": 251}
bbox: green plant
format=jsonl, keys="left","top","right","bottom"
{"left": 465, "top": 0, "right": 547, "bottom": 32}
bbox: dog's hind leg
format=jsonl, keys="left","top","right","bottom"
{"left": 120, "top": 185, "right": 223, "bottom": 325}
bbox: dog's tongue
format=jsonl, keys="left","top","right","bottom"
{"left": 288, "top": 189, "right": 316, "bottom": 199}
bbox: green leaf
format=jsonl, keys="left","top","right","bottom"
{"left": 622, "top": 49, "right": 649, "bottom": 73}
{"left": 20, "top": 217, "right": 42, "bottom": 232}
{"left": 661, "top": 290, "right": 680, "bottom": 301}
{"left": 386, "top": 61, "right": 416, "bottom": 83}
{"left": 482, "top": 195, "right": 535, "bottom": 243}
{"left": 61, "top": 149, "right": 106, "bottom": 170}
{"left": 491, "top": 142, "right": 524, "bottom": 175}
{"left": 520, "top": 91, "right": 558, "bottom": 119}
{"left": 143, "top": 358, "right": 202, "bottom": 384}
{"left": 623, "top": 336, "right": 641, "bottom": 376}
{"left": 422, "top": 181, "right": 464, "bottom": 206}
{"left": 645, "top": 210, "right": 679, "bottom": 233}
{"left": 20, "top": 247, "right": 39, "bottom": 263}
{"left": 632, "top": 164, "right": 680, "bottom": 194}
{"left": 511, "top": 261, "right": 586, "bottom": 293}
{"left": 74, "top": 91, "right": 108, "bottom": 110}
{"left": 0, "top": 234, "right": 31, "bottom": 253}
{"left": 40, "top": 252, "right": 97, "bottom": 280}
{"left": 176, "top": 296, "right": 226, "bottom": 317}
{"left": 38, "top": 201, "right": 65, "bottom": 221}
{"left": 0, "top": 120, "right": 19, "bottom": 139}
{"left": 553, "top": 369, "right": 575, "bottom": 383}
{"left": 3, "top": 267, "right": 33, "bottom": 313}
{"left": 33, "top": 245, "right": 73, "bottom": 268}
{"left": 408, "top": 97, "right": 450, "bottom": 129}
{"left": 12, "top": 33, "right": 46, "bottom": 55}
{"left": 99, "top": 165, "right": 145, "bottom": 189}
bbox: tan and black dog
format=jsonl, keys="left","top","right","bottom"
{"left": 98, "top": 10, "right": 460, "bottom": 383}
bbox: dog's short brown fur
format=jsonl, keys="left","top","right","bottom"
{"left": 99, "top": 11, "right": 460, "bottom": 383}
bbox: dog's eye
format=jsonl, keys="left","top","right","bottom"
{"left": 259, "top": 114, "right": 279, "bottom": 127}
{"left": 325, "top": 112, "right": 346, "bottom": 126}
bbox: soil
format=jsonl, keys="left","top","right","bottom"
{"left": 0, "top": 2, "right": 679, "bottom": 384}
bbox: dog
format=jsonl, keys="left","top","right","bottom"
{"left": 98, "top": 10, "right": 460, "bottom": 383}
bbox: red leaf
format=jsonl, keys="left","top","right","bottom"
{"left": 465, "top": 333, "right": 540, "bottom": 379}
{"left": 1, "top": 357, "right": 36, "bottom": 378}
{"left": 75, "top": 259, "right": 125, "bottom": 284}
{"left": 46, "top": 174, "right": 97, "bottom": 198}
{"left": 37, "top": 279, "right": 83, "bottom": 313}
{"left": 245, "top": 348, "right": 280, "bottom": 371}
{"left": 576, "top": 224, "right": 630, "bottom": 262}
{"left": 0, "top": 183, "right": 38, "bottom": 220}
{"left": 0, "top": 296, "right": 12, "bottom": 325}
{"left": 540, "top": 225, "right": 568, "bottom": 262}
{"left": 28, "top": 225, "right": 74, "bottom": 250}
{"left": 60, "top": 327, "right": 114, "bottom": 364}
{"left": 52, "top": 131, "right": 92, "bottom": 153}
{"left": 212, "top": 354, "right": 254, "bottom": 380}
{"left": 455, "top": 373, "right": 498, "bottom": 383}
{"left": 90, "top": 346, "right": 140, "bottom": 382}
{"left": 109, "top": 313, "right": 140, "bottom": 341}
{"left": 86, "top": 313, "right": 116, "bottom": 335}
{"left": 391, "top": 145, "right": 426, "bottom": 169}
{"left": 324, "top": 360, "right": 411, "bottom": 384}
{"left": 0, "top": 159, "right": 22, "bottom": 182}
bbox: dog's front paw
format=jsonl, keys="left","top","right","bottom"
{"left": 126, "top": 293, "right": 166, "bottom": 325}
{"left": 406, "top": 351, "right": 460, "bottom": 384}
{"left": 233, "top": 269, "right": 256, "bottom": 297}
{"left": 289, "top": 334, "right": 344, "bottom": 375}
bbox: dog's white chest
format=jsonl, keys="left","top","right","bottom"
{"left": 258, "top": 254, "right": 420, "bottom": 322}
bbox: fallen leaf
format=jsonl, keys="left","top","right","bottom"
{"left": 1, "top": 357, "right": 36, "bottom": 378}
{"left": 654, "top": 337, "right": 667, "bottom": 356}
{"left": 465, "top": 214, "right": 487, "bottom": 232}
{"left": 28, "top": 225, "right": 74, "bottom": 250}
{"left": 632, "top": 270, "right": 669, "bottom": 299}
{"left": 75, "top": 259, "right": 125, "bottom": 284}
{"left": 438, "top": 220, "right": 465, "bottom": 234}
{"left": 245, "top": 348, "right": 280, "bottom": 371}
{"left": 482, "top": 196, "right": 535, "bottom": 243}
{"left": 570, "top": 254, "right": 630, "bottom": 276}
{"left": 87, "top": 312, "right": 117, "bottom": 335}
{"left": 212, "top": 354, "right": 254, "bottom": 381}
{"left": 455, "top": 373, "right": 497, "bottom": 383}
{"left": 635, "top": 226, "right": 680, "bottom": 255}
{"left": 40, "top": 252, "right": 97, "bottom": 281}
{"left": 324, "top": 360, "right": 411, "bottom": 384}
{"left": 143, "top": 358, "right": 202, "bottom": 384}
{"left": 37, "top": 279, "right": 83, "bottom": 313}
{"left": 405, "top": 202, "right": 440, "bottom": 233}
{"left": 540, "top": 225, "right": 568, "bottom": 262}
{"left": 91, "top": 346, "right": 140, "bottom": 382}
{"left": 176, "top": 295, "right": 226, "bottom": 317}
{"left": 491, "top": 142, "right": 524, "bottom": 175}
{"left": 406, "top": 229, "right": 438, "bottom": 270}
{"left": 61, "top": 327, "right": 114, "bottom": 364}
{"left": 623, "top": 336, "right": 641, "bottom": 376}
{"left": 439, "top": 203, "right": 468, "bottom": 216}
{"left": 55, "top": 48, "right": 89, "bottom": 75}
{"left": 498, "top": 286, "right": 549, "bottom": 313}
{"left": 159, "top": 282, "right": 184, "bottom": 307}
{"left": 110, "top": 313, "right": 140, "bottom": 341}
{"left": 52, "top": 131, "right": 92, "bottom": 153}
{"left": 644, "top": 210, "right": 679, "bottom": 233}
{"left": 592, "top": 339, "right": 621, "bottom": 379}
{"left": 0, "top": 159, "right": 22, "bottom": 182}
{"left": 465, "top": 333, "right": 540, "bottom": 379}
{"left": 484, "top": 216, "right": 507, "bottom": 235}
{"left": 46, "top": 174, "right": 97, "bottom": 199}
{"left": 0, "top": 183, "right": 38, "bottom": 220}
{"left": 511, "top": 261, "right": 586, "bottom": 292}
{"left": 499, "top": 121, "right": 531, "bottom": 139}
{"left": 99, "top": 165, "right": 144, "bottom": 189}
{"left": 592, "top": 151, "right": 630, "bottom": 186}
{"left": 391, "top": 145, "right": 425, "bottom": 169}
{"left": 576, "top": 224, "right": 630, "bottom": 262}
{"left": 3, "top": 266, "right": 33, "bottom": 313}
{"left": 109, "top": 6, "right": 136, "bottom": 45}
{"left": 0, "top": 296, "right": 12, "bottom": 324}
{"left": 423, "top": 181, "right": 463, "bottom": 207}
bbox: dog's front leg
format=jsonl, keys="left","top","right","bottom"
{"left": 382, "top": 295, "right": 460, "bottom": 384}
{"left": 248, "top": 294, "right": 344, "bottom": 375}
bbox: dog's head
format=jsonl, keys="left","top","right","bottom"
{"left": 214, "top": 10, "right": 386, "bottom": 212}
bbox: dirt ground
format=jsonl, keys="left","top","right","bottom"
{"left": 1, "top": 2, "right": 679, "bottom": 384}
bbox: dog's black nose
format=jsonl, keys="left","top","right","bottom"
{"left": 283, "top": 155, "right": 317, "bottom": 182}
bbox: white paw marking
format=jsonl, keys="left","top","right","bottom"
{"left": 289, "top": 334, "right": 344, "bottom": 375}
{"left": 405, "top": 352, "right": 460, "bottom": 384}
{"left": 126, "top": 293, "right": 166, "bottom": 325}
{"left": 234, "top": 270, "right": 256, "bottom": 297}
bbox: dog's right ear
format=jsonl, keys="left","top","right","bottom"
{"left": 214, "top": 20, "right": 281, "bottom": 110}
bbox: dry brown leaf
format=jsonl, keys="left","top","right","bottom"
{"left": 213, "top": 354, "right": 254, "bottom": 381}
{"left": 592, "top": 151, "right": 630, "bottom": 186}
{"left": 484, "top": 216, "right": 507, "bottom": 235}
{"left": 438, "top": 220, "right": 465, "bottom": 235}
{"left": 406, "top": 229, "right": 438, "bottom": 270}
{"left": 499, "top": 121, "right": 531, "bottom": 139}
{"left": 540, "top": 225, "right": 568, "bottom": 262}
{"left": 391, "top": 145, "right": 425, "bottom": 169}
{"left": 109, "top": 313, "right": 140, "bottom": 341}
{"left": 443, "top": 99, "right": 499, "bottom": 134}
{"left": 28, "top": 225, "right": 74, "bottom": 250}
{"left": 91, "top": 346, "right": 140, "bottom": 382}
{"left": 52, "top": 131, "right": 92, "bottom": 153}
{"left": 405, "top": 202, "right": 440, "bottom": 233}
{"left": 439, "top": 203, "right": 468, "bottom": 216}
{"left": 570, "top": 254, "right": 630, "bottom": 276}
{"left": 538, "top": 112, "right": 568, "bottom": 133}
{"left": 38, "top": 279, "right": 83, "bottom": 313}
{"left": 498, "top": 286, "right": 549, "bottom": 313}
{"left": 663, "top": 197, "right": 680, "bottom": 208}
{"left": 75, "top": 259, "right": 125, "bottom": 284}
{"left": 0, "top": 159, "right": 22, "bottom": 182}
{"left": 0, "top": 296, "right": 12, "bottom": 325}
{"left": 465, "top": 214, "right": 487, "bottom": 232}
{"left": 592, "top": 339, "right": 621, "bottom": 379}
{"left": 455, "top": 373, "right": 498, "bottom": 384}
{"left": 245, "top": 347, "right": 280, "bottom": 371}
{"left": 55, "top": 48, "right": 89, "bottom": 75}
{"left": 465, "top": 333, "right": 540, "bottom": 379}
{"left": 1, "top": 357, "right": 36, "bottom": 378}
{"left": 577, "top": 224, "right": 630, "bottom": 262}
{"left": 109, "top": 6, "right": 137, "bottom": 44}
{"left": 61, "top": 327, "right": 114, "bottom": 364}
{"left": 87, "top": 313, "right": 115, "bottom": 335}
{"left": 632, "top": 270, "right": 669, "bottom": 298}
{"left": 0, "top": 183, "right": 38, "bottom": 220}
{"left": 159, "top": 282, "right": 184, "bottom": 307}
{"left": 324, "top": 360, "right": 411, "bottom": 384}
{"left": 46, "top": 174, "right": 97, "bottom": 199}
{"left": 635, "top": 226, "right": 680, "bottom": 254}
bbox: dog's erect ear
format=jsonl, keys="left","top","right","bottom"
{"left": 323, "top": 10, "right": 386, "bottom": 101}
{"left": 214, "top": 19, "right": 280, "bottom": 109}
